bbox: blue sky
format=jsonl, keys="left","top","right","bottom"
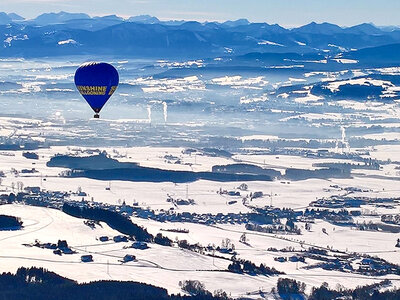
{"left": 2, "top": 0, "right": 400, "bottom": 27}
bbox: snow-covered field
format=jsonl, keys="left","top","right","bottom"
{"left": 0, "top": 144, "right": 399, "bottom": 297}
{"left": 1, "top": 204, "right": 399, "bottom": 298}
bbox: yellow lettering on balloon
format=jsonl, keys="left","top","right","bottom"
{"left": 77, "top": 86, "right": 107, "bottom": 95}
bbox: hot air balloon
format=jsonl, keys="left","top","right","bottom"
{"left": 74, "top": 62, "right": 119, "bottom": 118}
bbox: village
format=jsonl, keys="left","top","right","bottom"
{"left": 0, "top": 174, "right": 398, "bottom": 279}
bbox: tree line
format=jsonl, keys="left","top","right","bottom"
{"left": 62, "top": 203, "right": 172, "bottom": 246}
{"left": 0, "top": 267, "right": 230, "bottom": 300}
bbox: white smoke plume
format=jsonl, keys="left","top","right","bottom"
{"left": 163, "top": 102, "right": 168, "bottom": 123}
{"left": 147, "top": 106, "right": 152, "bottom": 123}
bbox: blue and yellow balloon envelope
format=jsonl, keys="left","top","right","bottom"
{"left": 74, "top": 62, "right": 119, "bottom": 118}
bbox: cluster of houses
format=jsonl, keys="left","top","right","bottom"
{"left": 166, "top": 195, "right": 195, "bottom": 206}
{"left": 311, "top": 195, "right": 398, "bottom": 210}
{"left": 30, "top": 235, "right": 143, "bottom": 264}
{"left": 31, "top": 239, "right": 76, "bottom": 256}
{"left": 281, "top": 247, "right": 400, "bottom": 276}
{"left": 381, "top": 214, "right": 400, "bottom": 225}
{"left": 134, "top": 209, "right": 249, "bottom": 225}
{"left": 81, "top": 253, "right": 136, "bottom": 264}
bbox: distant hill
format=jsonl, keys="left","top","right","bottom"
{"left": 1, "top": 12, "right": 400, "bottom": 59}
{"left": 345, "top": 43, "right": 400, "bottom": 63}
{"left": 222, "top": 18, "right": 250, "bottom": 27}
{"left": 128, "top": 15, "right": 160, "bottom": 24}
{"left": 93, "top": 15, "right": 124, "bottom": 22}
{"left": 8, "top": 13, "right": 24, "bottom": 22}
{"left": 292, "top": 22, "right": 343, "bottom": 35}
{"left": 32, "top": 11, "right": 90, "bottom": 25}
{"left": 344, "top": 23, "right": 383, "bottom": 35}
{"left": 0, "top": 12, "right": 11, "bottom": 25}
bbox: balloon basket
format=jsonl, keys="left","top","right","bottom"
{"left": 94, "top": 114, "right": 100, "bottom": 119}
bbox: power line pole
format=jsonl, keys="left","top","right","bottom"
{"left": 270, "top": 191, "right": 273, "bottom": 207}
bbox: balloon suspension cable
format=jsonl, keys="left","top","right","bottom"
{"left": 94, "top": 113, "right": 100, "bottom": 119}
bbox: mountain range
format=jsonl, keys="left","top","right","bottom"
{"left": 1, "top": 11, "right": 400, "bottom": 60}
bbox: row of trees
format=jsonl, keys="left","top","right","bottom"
{"left": 62, "top": 203, "right": 173, "bottom": 246}
{"left": 245, "top": 222, "right": 301, "bottom": 235}
{"left": 227, "top": 259, "right": 283, "bottom": 276}
{"left": 179, "top": 280, "right": 229, "bottom": 299}
{"left": 309, "top": 280, "right": 399, "bottom": 300}
{"left": 0, "top": 267, "right": 231, "bottom": 300}
{"left": 63, "top": 203, "right": 153, "bottom": 241}
{"left": 0, "top": 215, "right": 23, "bottom": 229}
{"left": 272, "top": 278, "right": 400, "bottom": 300}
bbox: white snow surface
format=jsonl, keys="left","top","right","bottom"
{"left": 0, "top": 146, "right": 399, "bottom": 296}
